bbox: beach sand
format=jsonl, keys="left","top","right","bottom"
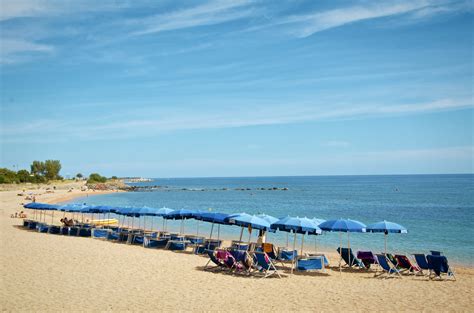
{"left": 1, "top": 187, "right": 473, "bottom": 312}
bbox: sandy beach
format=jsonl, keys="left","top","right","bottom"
{"left": 1, "top": 186, "right": 473, "bottom": 312}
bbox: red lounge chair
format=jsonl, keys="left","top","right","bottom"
{"left": 394, "top": 254, "right": 422, "bottom": 274}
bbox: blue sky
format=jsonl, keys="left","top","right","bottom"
{"left": 0, "top": 0, "right": 473, "bottom": 178}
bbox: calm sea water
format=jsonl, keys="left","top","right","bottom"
{"left": 68, "top": 175, "right": 474, "bottom": 266}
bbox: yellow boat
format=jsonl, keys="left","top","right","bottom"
{"left": 90, "top": 219, "right": 118, "bottom": 226}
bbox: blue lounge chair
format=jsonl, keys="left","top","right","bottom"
{"left": 37, "top": 223, "right": 49, "bottom": 233}
{"left": 92, "top": 228, "right": 109, "bottom": 239}
{"left": 107, "top": 231, "right": 120, "bottom": 241}
{"left": 278, "top": 249, "right": 298, "bottom": 262}
{"left": 430, "top": 250, "right": 442, "bottom": 256}
{"left": 165, "top": 240, "right": 188, "bottom": 251}
{"left": 144, "top": 237, "right": 168, "bottom": 248}
{"left": 412, "top": 254, "right": 431, "bottom": 275}
{"left": 28, "top": 221, "right": 38, "bottom": 230}
{"left": 23, "top": 220, "right": 30, "bottom": 228}
{"left": 78, "top": 227, "right": 91, "bottom": 237}
{"left": 204, "top": 249, "right": 225, "bottom": 270}
{"left": 426, "top": 255, "right": 455, "bottom": 280}
{"left": 60, "top": 227, "right": 69, "bottom": 235}
{"left": 230, "top": 249, "right": 253, "bottom": 271}
{"left": 296, "top": 256, "right": 326, "bottom": 272}
{"left": 337, "top": 247, "right": 365, "bottom": 268}
{"left": 307, "top": 253, "right": 330, "bottom": 267}
{"left": 68, "top": 226, "right": 79, "bottom": 236}
{"left": 253, "top": 251, "right": 282, "bottom": 278}
{"left": 375, "top": 254, "right": 402, "bottom": 278}
{"left": 49, "top": 225, "right": 61, "bottom": 234}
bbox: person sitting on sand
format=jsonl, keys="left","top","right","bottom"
{"left": 19, "top": 211, "right": 26, "bottom": 218}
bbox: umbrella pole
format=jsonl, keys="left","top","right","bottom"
{"left": 239, "top": 227, "right": 244, "bottom": 243}
{"left": 348, "top": 232, "right": 351, "bottom": 268}
{"left": 286, "top": 233, "right": 289, "bottom": 248}
{"left": 301, "top": 233, "right": 305, "bottom": 256}
{"left": 339, "top": 232, "right": 342, "bottom": 273}
{"left": 385, "top": 233, "right": 387, "bottom": 255}
{"left": 196, "top": 220, "right": 200, "bottom": 237}
{"left": 247, "top": 229, "right": 252, "bottom": 246}
{"left": 217, "top": 224, "right": 221, "bottom": 244}
{"left": 314, "top": 236, "right": 317, "bottom": 254}
{"left": 151, "top": 216, "right": 154, "bottom": 233}
{"left": 51, "top": 210, "right": 54, "bottom": 225}
{"left": 208, "top": 223, "right": 214, "bottom": 250}
{"left": 291, "top": 231, "right": 297, "bottom": 274}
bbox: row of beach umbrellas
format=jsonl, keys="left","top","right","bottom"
{"left": 23, "top": 202, "right": 407, "bottom": 272}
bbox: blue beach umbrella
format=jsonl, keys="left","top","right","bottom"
{"left": 319, "top": 219, "right": 366, "bottom": 271}
{"left": 367, "top": 220, "right": 407, "bottom": 254}
{"left": 164, "top": 209, "right": 200, "bottom": 234}
{"left": 224, "top": 213, "right": 271, "bottom": 244}
{"left": 23, "top": 202, "right": 59, "bottom": 222}
{"left": 195, "top": 212, "right": 231, "bottom": 247}
{"left": 58, "top": 203, "right": 90, "bottom": 223}
{"left": 271, "top": 216, "right": 322, "bottom": 273}
{"left": 256, "top": 213, "right": 279, "bottom": 225}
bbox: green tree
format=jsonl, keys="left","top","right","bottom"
{"left": 17, "top": 169, "right": 31, "bottom": 183}
{"left": 30, "top": 161, "right": 45, "bottom": 176}
{"left": 111, "top": 176, "right": 118, "bottom": 180}
{"left": 0, "top": 168, "right": 19, "bottom": 184}
{"left": 76, "top": 173, "right": 83, "bottom": 179}
{"left": 87, "top": 173, "right": 107, "bottom": 183}
{"left": 44, "top": 160, "right": 62, "bottom": 180}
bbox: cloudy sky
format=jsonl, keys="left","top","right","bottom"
{"left": 0, "top": 0, "right": 472, "bottom": 177}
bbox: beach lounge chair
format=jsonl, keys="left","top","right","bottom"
{"left": 49, "top": 225, "right": 61, "bottom": 234}
{"left": 412, "top": 254, "right": 431, "bottom": 275}
{"left": 204, "top": 249, "right": 225, "bottom": 270}
{"left": 426, "top": 255, "right": 455, "bottom": 280}
{"left": 92, "top": 228, "right": 109, "bottom": 239}
{"left": 60, "top": 226, "right": 69, "bottom": 235}
{"left": 165, "top": 240, "right": 189, "bottom": 251}
{"left": 144, "top": 237, "right": 168, "bottom": 249}
{"left": 253, "top": 251, "right": 282, "bottom": 278}
{"left": 68, "top": 226, "right": 79, "bottom": 236}
{"left": 307, "top": 253, "right": 330, "bottom": 267}
{"left": 394, "top": 254, "right": 422, "bottom": 274}
{"left": 78, "top": 227, "right": 91, "bottom": 237}
{"left": 230, "top": 249, "right": 252, "bottom": 272}
{"left": 278, "top": 249, "right": 298, "bottom": 262}
{"left": 337, "top": 247, "right": 365, "bottom": 268}
{"left": 430, "top": 250, "right": 442, "bottom": 256}
{"left": 23, "top": 220, "right": 30, "bottom": 228}
{"left": 357, "top": 251, "right": 378, "bottom": 269}
{"left": 37, "top": 223, "right": 49, "bottom": 233}
{"left": 28, "top": 221, "right": 38, "bottom": 230}
{"left": 375, "top": 254, "right": 402, "bottom": 278}
{"left": 384, "top": 253, "right": 399, "bottom": 268}
{"left": 262, "top": 243, "right": 278, "bottom": 260}
{"left": 296, "top": 256, "right": 326, "bottom": 273}
{"left": 106, "top": 231, "right": 120, "bottom": 241}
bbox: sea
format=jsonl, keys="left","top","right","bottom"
{"left": 67, "top": 174, "right": 474, "bottom": 266}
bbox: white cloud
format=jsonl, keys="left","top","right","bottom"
{"left": 0, "top": 0, "right": 52, "bottom": 21}
{"left": 249, "top": 0, "right": 467, "bottom": 38}
{"left": 0, "top": 39, "right": 54, "bottom": 64}
{"left": 130, "top": 0, "right": 255, "bottom": 35}
{"left": 1, "top": 97, "right": 472, "bottom": 143}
